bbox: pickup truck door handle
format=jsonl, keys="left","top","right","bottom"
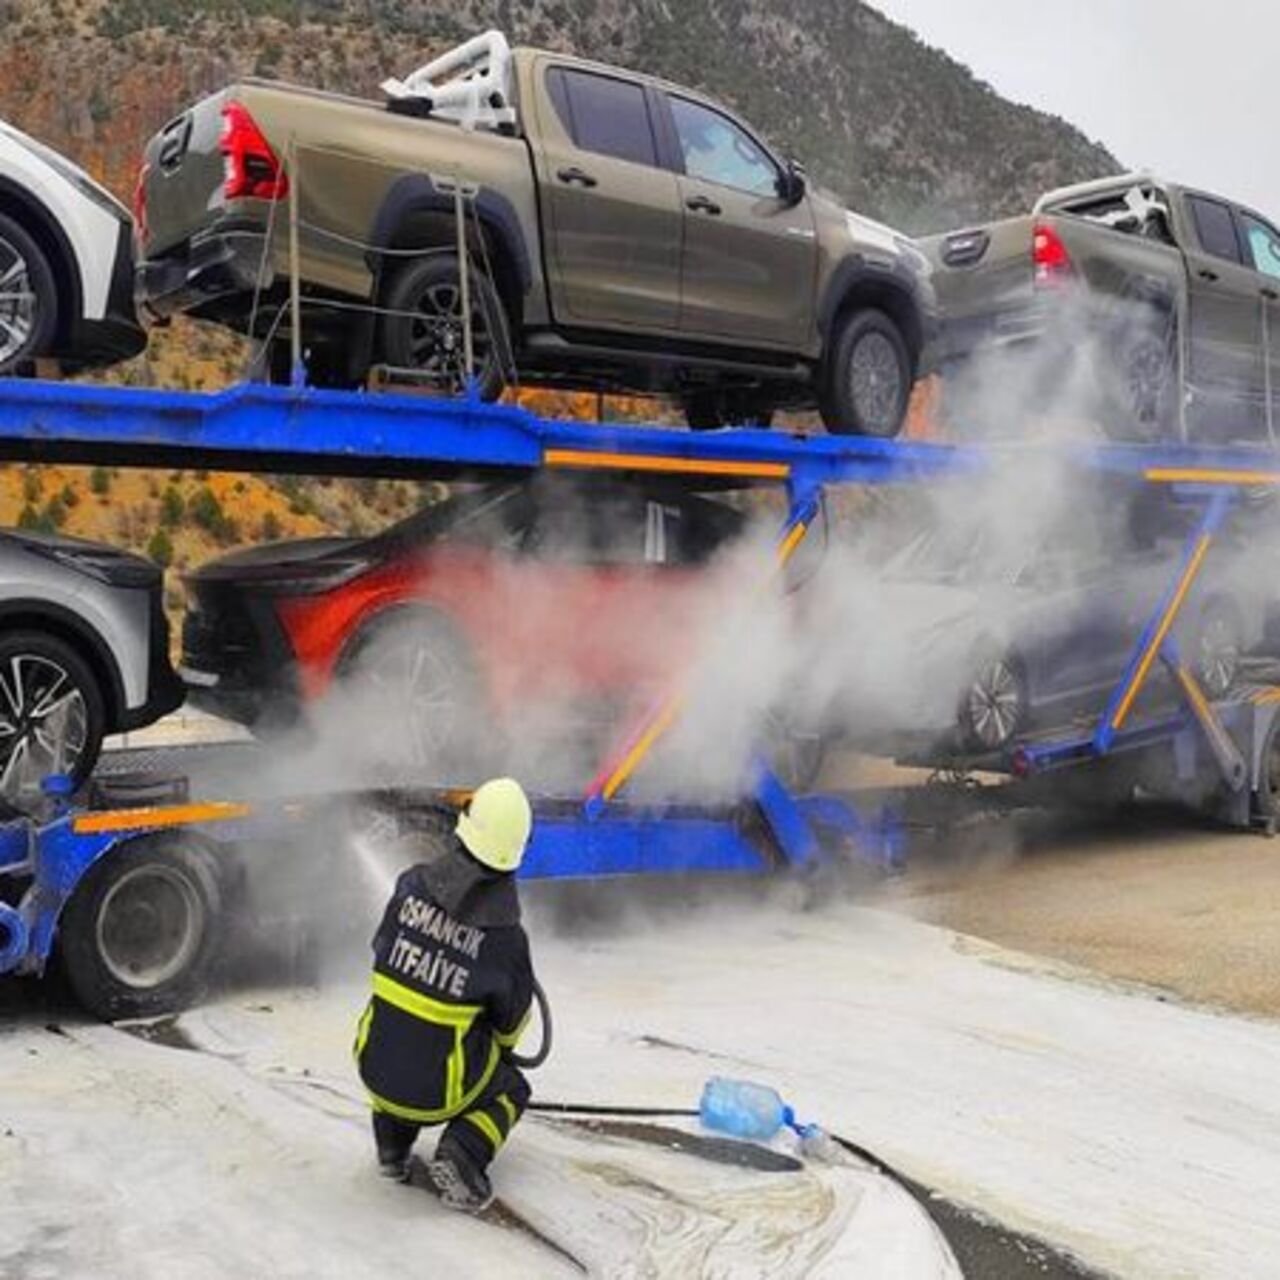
{"left": 1198, "top": 268, "right": 1219, "bottom": 282}
{"left": 556, "top": 166, "right": 597, "bottom": 188}
{"left": 685, "top": 195, "right": 722, "bottom": 216}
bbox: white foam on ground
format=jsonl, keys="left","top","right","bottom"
{"left": 4, "top": 900, "right": 1279, "bottom": 1276}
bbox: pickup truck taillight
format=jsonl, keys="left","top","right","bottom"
{"left": 1032, "top": 221, "right": 1072, "bottom": 286}
{"left": 220, "top": 102, "right": 289, "bottom": 202}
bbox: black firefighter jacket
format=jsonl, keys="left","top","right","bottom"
{"left": 356, "top": 842, "right": 534, "bottom": 1123}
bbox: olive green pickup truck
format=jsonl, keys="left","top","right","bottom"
{"left": 924, "top": 173, "right": 1280, "bottom": 443}
{"left": 134, "top": 32, "right": 936, "bottom": 435}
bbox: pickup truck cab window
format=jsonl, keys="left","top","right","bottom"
{"left": 668, "top": 96, "right": 779, "bottom": 197}
{"left": 1188, "top": 196, "right": 1244, "bottom": 263}
{"left": 545, "top": 67, "right": 659, "bottom": 169}
{"left": 1241, "top": 214, "right": 1280, "bottom": 281}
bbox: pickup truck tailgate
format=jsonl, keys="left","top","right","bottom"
{"left": 139, "top": 90, "right": 231, "bottom": 258}
{"left": 920, "top": 215, "right": 1037, "bottom": 358}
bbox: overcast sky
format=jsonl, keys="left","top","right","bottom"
{"left": 872, "top": 0, "right": 1279, "bottom": 219}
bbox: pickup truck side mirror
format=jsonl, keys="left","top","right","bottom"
{"left": 777, "top": 158, "right": 806, "bottom": 207}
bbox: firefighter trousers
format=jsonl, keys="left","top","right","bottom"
{"left": 372, "top": 1058, "right": 530, "bottom": 1172}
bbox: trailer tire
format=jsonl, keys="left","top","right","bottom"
{"left": 59, "top": 835, "right": 225, "bottom": 1021}
{"left": 1254, "top": 715, "right": 1280, "bottom": 824}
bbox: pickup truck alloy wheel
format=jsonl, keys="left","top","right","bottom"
{"left": 0, "top": 213, "right": 56, "bottom": 374}
{"left": 822, "top": 307, "right": 911, "bottom": 437}
{"left": 0, "top": 633, "right": 103, "bottom": 803}
{"left": 381, "top": 255, "right": 507, "bottom": 399}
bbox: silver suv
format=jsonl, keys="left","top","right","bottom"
{"left": 0, "top": 529, "right": 184, "bottom": 799}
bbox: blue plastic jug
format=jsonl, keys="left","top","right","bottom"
{"left": 699, "top": 1077, "right": 795, "bottom": 1140}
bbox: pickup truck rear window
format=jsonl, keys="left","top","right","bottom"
{"left": 546, "top": 67, "right": 658, "bottom": 169}
{"left": 1188, "top": 196, "right": 1243, "bottom": 264}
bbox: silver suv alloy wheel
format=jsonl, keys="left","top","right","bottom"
{"left": 0, "top": 653, "right": 89, "bottom": 799}
{"left": 0, "top": 233, "right": 37, "bottom": 367}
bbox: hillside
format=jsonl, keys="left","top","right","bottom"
{"left": 0, "top": 0, "right": 1120, "bottom": 571}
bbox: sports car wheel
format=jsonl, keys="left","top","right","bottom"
{"left": 0, "top": 212, "right": 57, "bottom": 374}
{"left": 341, "top": 612, "right": 487, "bottom": 780}
{"left": 959, "top": 652, "right": 1027, "bottom": 751}
{"left": 0, "top": 631, "right": 104, "bottom": 803}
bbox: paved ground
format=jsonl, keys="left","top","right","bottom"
{"left": 878, "top": 803, "right": 1280, "bottom": 1019}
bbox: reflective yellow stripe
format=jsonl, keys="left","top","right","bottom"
{"left": 544, "top": 448, "right": 790, "bottom": 481}
{"left": 365, "top": 1041, "right": 501, "bottom": 1125}
{"left": 1145, "top": 467, "right": 1280, "bottom": 486}
{"left": 463, "top": 1111, "right": 505, "bottom": 1152}
{"left": 447, "top": 1029, "right": 463, "bottom": 1111}
{"left": 1112, "top": 533, "right": 1211, "bottom": 729}
{"left": 371, "top": 972, "right": 481, "bottom": 1028}
{"left": 72, "top": 801, "right": 250, "bottom": 834}
{"left": 1254, "top": 688, "right": 1280, "bottom": 706}
{"left": 353, "top": 1002, "right": 373, "bottom": 1059}
{"left": 497, "top": 1093, "right": 518, "bottom": 1129}
{"left": 493, "top": 1009, "right": 531, "bottom": 1049}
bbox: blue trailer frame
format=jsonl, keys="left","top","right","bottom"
{"left": 3, "top": 375, "right": 1280, "bottom": 993}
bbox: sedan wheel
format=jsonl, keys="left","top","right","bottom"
{"left": 1192, "top": 605, "right": 1241, "bottom": 700}
{"left": 960, "top": 654, "right": 1026, "bottom": 751}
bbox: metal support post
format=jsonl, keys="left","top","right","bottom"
{"left": 287, "top": 136, "right": 303, "bottom": 389}
{"left": 583, "top": 481, "right": 823, "bottom": 817}
{"left": 1093, "top": 488, "right": 1233, "bottom": 754}
{"left": 454, "top": 178, "right": 474, "bottom": 389}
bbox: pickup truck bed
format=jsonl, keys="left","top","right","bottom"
{"left": 923, "top": 174, "right": 1280, "bottom": 444}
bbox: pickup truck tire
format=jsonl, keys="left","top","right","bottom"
{"left": 820, "top": 308, "right": 911, "bottom": 437}
{"left": 59, "top": 834, "right": 226, "bottom": 1020}
{"left": 1106, "top": 318, "right": 1178, "bottom": 442}
{"left": 380, "top": 254, "right": 508, "bottom": 399}
{"left": 0, "top": 212, "right": 57, "bottom": 375}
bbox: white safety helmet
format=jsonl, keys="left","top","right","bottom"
{"left": 455, "top": 777, "right": 533, "bottom": 873}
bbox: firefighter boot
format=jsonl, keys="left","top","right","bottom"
{"left": 426, "top": 1134, "right": 494, "bottom": 1211}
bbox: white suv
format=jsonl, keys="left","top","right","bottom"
{"left": 0, "top": 118, "right": 145, "bottom": 375}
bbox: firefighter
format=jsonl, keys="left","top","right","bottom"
{"left": 355, "top": 777, "right": 536, "bottom": 1211}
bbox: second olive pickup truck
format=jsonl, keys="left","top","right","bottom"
{"left": 924, "top": 173, "right": 1280, "bottom": 443}
{"left": 134, "top": 31, "right": 937, "bottom": 436}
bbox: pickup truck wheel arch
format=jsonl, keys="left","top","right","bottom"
{"left": 818, "top": 258, "right": 925, "bottom": 367}
{"left": 368, "top": 177, "right": 531, "bottom": 322}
